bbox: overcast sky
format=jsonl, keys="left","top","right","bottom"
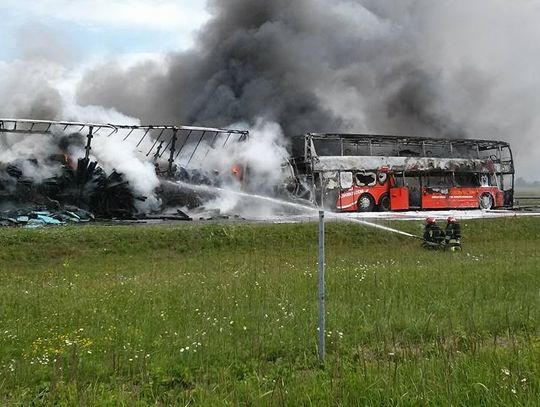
{"left": 0, "top": 0, "right": 209, "bottom": 62}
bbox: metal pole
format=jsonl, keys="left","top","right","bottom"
{"left": 84, "top": 126, "right": 93, "bottom": 160}
{"left": 167, "top": 129, "right": 178, "bottom": 178}
{"left": 318, "top": 210, "right": 326, "bottom": 363}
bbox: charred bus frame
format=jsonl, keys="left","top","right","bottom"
{"left": 291, "top": 133, "right": 515, "bottom": 211}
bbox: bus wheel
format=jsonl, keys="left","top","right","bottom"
{"left": 479, "top": 193, "right": 493, "bottom": 210}
{"left": 357, "top": 194, "right": 375, "bottom": 212}
{"left": 378, "top": 194, "right": 391, "bottom": 211}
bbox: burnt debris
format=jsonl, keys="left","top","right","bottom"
{"left": 0, "top": 207, "right": 94, "bottom": 228}
{"left": 0, "top": 157, "right": 139, "bottom": 219}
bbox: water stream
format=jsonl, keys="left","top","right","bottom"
{"left": 167, "top": 180, "right": 420, "bottom": 239}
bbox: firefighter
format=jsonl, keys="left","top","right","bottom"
{"left": 445, "top": 216, "right": 462, "bottom": 250}
{"left": 422, "top": 217, "right": 444, "bottom": 248}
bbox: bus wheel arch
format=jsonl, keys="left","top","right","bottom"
{"left": 357, "top": 193, "right": 375, "bottom": 212}
{"left": 479, "top": 193, "right": 494, "bottom": 210}
{"left": 378, "top": 193, "right": 391, "bottom": 211}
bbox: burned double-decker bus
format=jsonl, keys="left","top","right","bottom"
{"left": 290, "top": 133, "right": 514, "bottom": 212}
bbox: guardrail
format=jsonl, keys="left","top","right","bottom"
{"left": 513, "top": 196, "right": 540, "bottom": 210}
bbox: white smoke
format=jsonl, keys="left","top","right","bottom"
{"left": 88, "top": 133, "right": 162, "bottom": 211}
{"left": 0, "top": 56, "right": 291, "bottom": 216}
{"left": 0, "top": 57, "right": 163, "bottom": 212}
{"left": 181, "top": 119, "right": 293, "bottom": 218}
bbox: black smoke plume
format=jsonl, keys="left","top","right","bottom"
{"left": 76, "top": 0, "right": 461, "bottom": 137}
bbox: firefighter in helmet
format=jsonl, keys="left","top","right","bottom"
{"left": 423, "top": 217, "right": 444, "bottom": 248}
{"left": 445, "top": 216, "right": 462, "bottom": 250}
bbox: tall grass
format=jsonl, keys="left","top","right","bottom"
{"left": 0, "top": 217, "right": 539, "bottom": 405}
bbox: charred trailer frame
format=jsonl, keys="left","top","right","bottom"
{"left": 290, "top": 133, "right": 515, "bottom": 212}
{"left": 0, "top": 119, "right": 248, "bottom": 177}
{"left": 0, "top": 118, "right": 249, "bottom": 217}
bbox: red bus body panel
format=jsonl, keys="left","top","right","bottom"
{"left": 336, "top": 177, "right": 504, "bottom": 212}
{"left": 336, "top": 184, "right": 388, "bottom": 211}
{"left": 390, "top": 187, "right": 409, "bottom": 210}
{"left": 421, "top": 186, "right": 501, "bottom": 209}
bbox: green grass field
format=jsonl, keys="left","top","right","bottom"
{"left": 1, "top": 217, "right": 539, "bottom": 405}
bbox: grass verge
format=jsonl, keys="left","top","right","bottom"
{"left": 0, "top": 217, "right": 539, "bottom": 405}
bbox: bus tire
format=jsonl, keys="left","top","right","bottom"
{"left": 357, "top": 193, "right": 375, "bottom": 212}
{"left": 479, "top": 193, "right": 494, "bottom": 210}
{"left": 378, "top": 194, "right": 391, "bottom": 211}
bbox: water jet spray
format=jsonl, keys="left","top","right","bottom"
{"left": 168, "top": 180, "right": 423, "bottom": 240}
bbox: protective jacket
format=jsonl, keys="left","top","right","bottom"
{"left": 445, "top": 222, "right": 461, "bottom": 242}
{"left": 424, "top": 223, "right": 444, "bottom": 244}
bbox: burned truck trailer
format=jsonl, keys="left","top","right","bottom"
{"left": 0, "top": 118, "right": 249, "bottom": 219}
{"left": 290, "top": 133, "right": 515, "bottom": 212}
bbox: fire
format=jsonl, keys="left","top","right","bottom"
{"left": 63, "top": 154, "right": 76, "bottom": 170}
{"left": 231, "top": 164, "right": 244, "bottom": 182}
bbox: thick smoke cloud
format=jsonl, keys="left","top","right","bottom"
{"left": 2, "top": 0, "right": 540, "bottom": 180}
{"left": 77, "top": 0, "right": 347, "bottom": 135}
{"left": 72, "top": 0, "right": 540, "bottom": 181}
{"left": 73, "top": 0, "right": 479, "bottom": 138}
